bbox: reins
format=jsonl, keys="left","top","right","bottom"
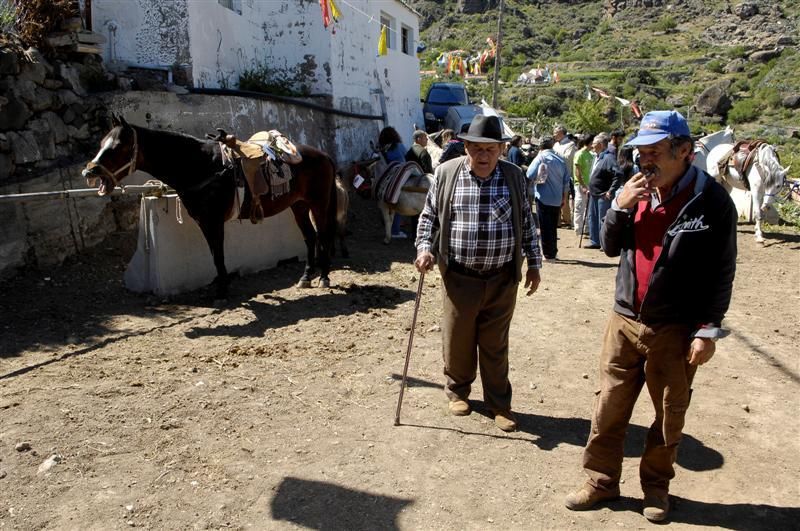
{"left": 88, "top": 128, "right": 139, "bottom": 187}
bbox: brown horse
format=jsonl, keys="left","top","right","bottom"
{"left": 82, "top": 115, "right": 338, "bottom": 297}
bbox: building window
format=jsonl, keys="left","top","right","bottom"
{"left": 380, "top": 13, "right": 394, "bottom": 50}
{"left": 401, "top": 25, "right": 412, "bottom": 55}
{"left": 218, "top": 0, "right": 242, "bottom": 15}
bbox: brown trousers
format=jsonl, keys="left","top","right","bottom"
{"left": 441, "top": 267, "right": 518, "bottom": 412}
{"left": 583, "top": 312, "right": 697, "bottom": 496}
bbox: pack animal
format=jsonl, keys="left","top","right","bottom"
{"left": 706, "top": 140, "right": 790, "bottom": 244}
{"left": 352, "top": 146, "right": 434, "bottom": 244}
{"left": 82, "top": 116, "right": 338, "bottom": 297}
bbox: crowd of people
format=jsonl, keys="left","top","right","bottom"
{"left": 373, "top": 111, "right": 738, "bottom": 524}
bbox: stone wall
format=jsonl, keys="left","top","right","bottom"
{"left": 0, "top": 47, "right": 384, "bottom": 281}
{"left": 0, "top": 47, "right": 139, "bottom": 280}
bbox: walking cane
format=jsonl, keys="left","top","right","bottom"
{"left": 578, "top": 194, "right": 590, "bottom": 248}
{"left": 394, "top": 270, "right": 425, "bottom": 426}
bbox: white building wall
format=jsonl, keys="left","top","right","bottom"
{"left": 91, "top": 0, "right": 421, "bottom": 161}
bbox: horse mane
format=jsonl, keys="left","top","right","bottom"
{"left": 756, "top": 144, "right": 784, "bottom": 188}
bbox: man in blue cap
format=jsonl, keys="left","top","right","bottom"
{"left": 564, "top": 110, "right": 738, "bottom": 522}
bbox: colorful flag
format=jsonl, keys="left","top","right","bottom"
{"left": 591, "top": 86, "right": 611, "bottom": 99}
{"left": 329, "top": 0, "right": 341, "bottom": 21}
{"left": 320, "top": 0, "right": 331, "bottom": 28}
{"left": 615, "top": 96, "right": 631, "bottom": 106}
{"left": 630, "top": 101, "right": 642, "bottom": 118}
{"left": 378, "top": 25, "right": 388, "bottom": 56}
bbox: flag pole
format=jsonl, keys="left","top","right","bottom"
{"left": 491, "top": 0, "right": 505, "bottom": 109}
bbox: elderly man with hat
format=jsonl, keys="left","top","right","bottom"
{"left": 415, "top": 115, "right": 543, "bottom": 433}
{"left": 564, "top": 111, "right": 737, "bottom": 522}
{"left": 405, "top": 129, "right": 434, "bottom": 174}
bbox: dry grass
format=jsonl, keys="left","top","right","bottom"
{"left": 7, "top": 0, "right": 78, "bottom": 49}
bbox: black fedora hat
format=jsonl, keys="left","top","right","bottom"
{"left": 458, "top": 115, "right": 511, "bottom": 143}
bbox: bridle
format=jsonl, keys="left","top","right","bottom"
{"left": 86, "top": 127, "right": 139, "bottom": 187}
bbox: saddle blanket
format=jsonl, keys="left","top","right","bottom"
{"left": 375, "top": 161, "right": 425, "bottom": 205}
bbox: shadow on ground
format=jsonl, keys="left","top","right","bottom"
{"left": 270, "top": 476, "right": 412, "bottom": 530}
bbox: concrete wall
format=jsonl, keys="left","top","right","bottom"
{"left": 103, "top": 90, "right": 379, "bottom": 167}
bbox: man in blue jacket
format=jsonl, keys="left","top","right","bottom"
{"left": 526, "top": 137, "right": 571, "bottom": 259}
{"left": 564, "top": 111, "right": 738, "bottom": 522}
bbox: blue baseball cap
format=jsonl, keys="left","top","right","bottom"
{"left": 625, "top": 110, "right": 691, "bottom": 146}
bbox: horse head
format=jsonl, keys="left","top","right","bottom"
{"left": 82, "top": 114, "right": 140, "bottom": 196}
{"left": 350, "top": 152, "right": 383, "bottom": 199}
{"left": 757, "top": 144, "right": 789, "bottom": 211}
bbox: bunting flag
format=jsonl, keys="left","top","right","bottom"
{"left": 591, "top": 86, "right": 611, "bottom": 99}
{"left": 615, "top": 96, "right": 630, "bottom": 106}
{"left": 378, "top": 25, "right": 388, "bottom": 56}
{"left": 319, "top": 0, "right": 340, "bottom": 31}
{"left": 630, "top": 101, "right": 642, "bottom": 118}
{"left": 329, "top": 0, "right": 341, "bottom": 21}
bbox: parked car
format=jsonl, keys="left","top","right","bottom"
{"left": 444, "top": 104, "right": 507, "bottom": 137}
{"left": 422, "top": 82, "right": 469, "bottom": 133}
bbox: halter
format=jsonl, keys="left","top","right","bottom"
{"left": 87, "top": 128, "right": 139, "bottom": 188}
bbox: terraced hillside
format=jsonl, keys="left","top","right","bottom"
{"left": 412, "top": 0, "right": 799, "bottom": 151}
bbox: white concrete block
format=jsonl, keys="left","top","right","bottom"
{"left": 125, "top": 195, "right": 306, "bottom": 295}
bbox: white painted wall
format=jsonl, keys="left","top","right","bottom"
{"left": 92, "top": 0, "right": 422, "bottom": 148}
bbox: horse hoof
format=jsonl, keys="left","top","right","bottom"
{"left": 297, "top": 279, "right": 312, "bottom": 288}
{"left": 320, "top": 278, "right": 331, "bottom": 288}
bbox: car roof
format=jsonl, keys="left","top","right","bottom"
{"left": 429, "top": 82, "right": 466, "bottom": 89}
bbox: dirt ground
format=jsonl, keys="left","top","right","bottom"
{"left": 1, "top": 198, "right": 799, "bottom": 530}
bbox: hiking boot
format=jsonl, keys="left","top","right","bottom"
{"left": 493, "top": 410, "right": 517, "bottom": 432}
{"left": 448, "top": 398, "right": 471, "bottom": 416}
{"left": 564, "top": 485, "right": 621, "bottom": 511}
{"left": 643, "top": 493, "right": 670, "bottom": 522}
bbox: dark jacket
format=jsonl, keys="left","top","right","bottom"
{"left": 588, "top": 150, "right": 622, "bottom": 197}
{"left": 601, "top": 167, "right": 737, "bottom": 328}
{"left": 439, "top": 140, "right": 466, "bottom": 164}
{"left": 405, "top": 144, "right": 433, "bottom": 174}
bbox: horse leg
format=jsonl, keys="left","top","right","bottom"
{"left": 310, "top": 206, "right": 336, "bottom": 289}
{"left": 752, "top": 194, "right": 765, "bottom": 244}
{"left": 380, "top": 202, "right": 393, "bottom": 245}
{"left": 290, "top": 202, "right": 317, "bottom": 288}
{"left": 198, "top": 219, "right": 229, "bottom": 298}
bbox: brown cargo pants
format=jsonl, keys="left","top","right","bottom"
{"left": 441, "top": 265, "right": 518, "bottom": 413}
{"left": 583, "top": 312, "right": 698, "bottom": 496}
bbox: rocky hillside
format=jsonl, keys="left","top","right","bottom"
{"left": 410, "top": 0, "right": 799, "bottom": 150}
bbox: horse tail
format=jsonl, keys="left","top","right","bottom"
{"left": 325, "top": 155, "right": 339, "bottom": 249}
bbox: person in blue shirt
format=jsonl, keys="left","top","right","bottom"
{"left": 378, "top": 126, "right": 409, "bottom": 238}
{"left": 507, "top": 135, "right": 526, "bottom": 168}
{"left": 526, "top": 137, "right": 572, "bottom": 259}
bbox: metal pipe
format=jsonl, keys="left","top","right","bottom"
{"left": 0, "top": 184, "right": 173, "bottom": 203}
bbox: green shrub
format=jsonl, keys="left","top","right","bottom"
{"left": 239, "top": 65, "right": 307, "bottom": 97}
{"left": 728, "top": 99, "right": 760, "bottom": 124}
{"left": 726, "top": 45, "right": 749, "bottom": 59}
{"left": 563, "top": 99, "right": 611, "bottom": 134}
{"left": 707, "top": 59, "right": 724, "bottom": 74}
{"left": 653, "top": 15, "right": 677, "bottom": 32}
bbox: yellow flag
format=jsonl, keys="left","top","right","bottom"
{"left": 329, "top": 0, "right": 341, "bottom": 21}
{"left": 378, "top": 25, "right": 388, "bottom": 56}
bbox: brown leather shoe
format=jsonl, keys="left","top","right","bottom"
{"left": 643, "top": 493, "right": 670, "bottom": 522}
{"left": 564, "top": 485, "right": 621, "bottom": 511}
{"left": 493, "top": 410, "right": 517, "bottom": 432}
{"left": 448, "top": 398, "right": 471, "bottom": 416}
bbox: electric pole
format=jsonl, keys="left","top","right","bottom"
{"left": 491, "top": 0, "right": 504, "bottom": 109}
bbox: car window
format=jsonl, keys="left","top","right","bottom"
{"left": 427, "top": 86, "right": 468, "bottom": 105}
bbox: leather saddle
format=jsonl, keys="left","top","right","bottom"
{"left": 208, "top": 129, "right": 302, "bottom": 222}
{"left": 718, "top": 140, "right": 766, "bottom": 190}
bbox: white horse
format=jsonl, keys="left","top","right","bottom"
{"left": 692, "top": 126, "right": 734, "bottom": 172}
{"left": 707, "top": 141, "right": 790, "bottom": 243}
{"left": 348, "top": 148, "right": 434, "bottom": 244}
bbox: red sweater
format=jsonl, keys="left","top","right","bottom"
{"left": 633, "top": 180, "right": 695, "bottom": 311}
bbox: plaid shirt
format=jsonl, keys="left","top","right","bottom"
{"left": 417, "top": 159, "right": 542, "bottom": 271}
